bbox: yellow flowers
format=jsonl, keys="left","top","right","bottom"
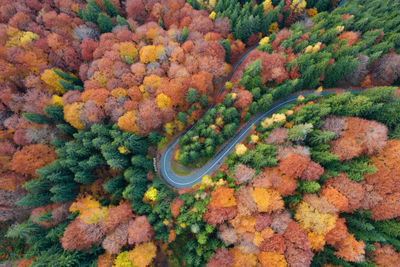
{"left": 235, "top": 143, "right": 248, "bottom": 156}
{"left": 231, "top": 93, "right": 237, "bottom": 100}
{"left": 144, "top": 187, "right": 158, "bottom": 201}
{"left": 295, "top": 201, "right": 338, "bottom": 235}
{"left": 209, "top": 11, "right": 216, "bottom": 20}
{"left": 261, "top": 113, "right": 286, "bottom": 128}
{"left": 298, "top": 95, "right": 305, "bottom": 101}
{"left": 305, "top": 42, "right": 322, "bottom": 53}
{"left": 259, "top": 36, "right": 270, "bottom": 45}
{"left": 317, "top": 86, "right": 323, "bottom": 92}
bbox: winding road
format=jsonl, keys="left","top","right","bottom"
{"left": 159, "top": 46, "right": 360, "bottom": 188}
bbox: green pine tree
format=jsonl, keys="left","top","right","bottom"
{"left": 77, "top": 7, "right": 89, "bottom": 22}
{"left": 199, "top": 94, "right": 209, "bottom": 108}
{"left": 56, "top": 124, "right": 77, "bottom": 136}
{"left": 148, "top": 131, "right": 162, "bottom": 145}
{"left": 73, "top": 85, "right": 84, "bottom": 92}
{"left": 6, "top": 220, "right": 41, "bottom": 239}
{"left": 116, "top": 15, "right": 129, "bottom": 26}
{"left": 58, "top": 80, "right": 75, "bottom": 91}
{"left": 23, "top": 113, "right": 52, "bottom": 124}
{"left": 97, "top": 13, "right": 115, "bottom": 33}
{"left": 158, "top": 18, "right": 165, "bottom": 29}
{"left": 85, "top": 0, "right": 102, "bottom": 23}
{"left": 181, "top": 26, "right": 188, "bottom": 43}
{"left": 185, "top": 88, "right": 199, "bottom": 103}
{"left": 297, "top": 181, "right": 321, "bottom": 193}
{"left": 219, "top": 39, "right": 231, "bottom": 62}
{"left": 53, "top": 69, "right": 82, "bottom": 85}
{"left": 44, "top": 106, "right": 65, "bottom": 123}
{"left": 307, "top": 130, "right": 335, "bottom": 146}
{"left": 102, "top": 0, "right": 119, "bottom": 17}
{"left": 103, "top": 174, "right": 126, "bottom": 198}
{"left": 177, "top": 112, "right": 187, "bottom": 124}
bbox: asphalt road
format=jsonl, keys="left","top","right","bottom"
{"left": 159, "top": 45, "right": 360, "bottom": 188}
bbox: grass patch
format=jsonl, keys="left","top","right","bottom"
{"left": 170, "top": 159, "right": 195, "bottom": 176}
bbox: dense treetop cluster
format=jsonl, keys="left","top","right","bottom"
{"left": 0, "top": 0, "right": 400, "bottom": 266}
{"left": 200, "top": 87, "right": 400, "bottom": 266}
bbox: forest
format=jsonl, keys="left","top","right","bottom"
{"left": 0, "top": 0, "right": 399, "bottom": 266}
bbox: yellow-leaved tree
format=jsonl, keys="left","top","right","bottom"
{"left": 113, "top": 242, "right": 157, "bottom": 267}
{"left": 258, "top": 252, "right": 287, "bottom": 267}
{"left": 156, "top": 93, "right": 172, "bottom": 109}
{"left": 143, "top": 75, "right": 161, "bottom": 89}
{"left": 41, "top": 69, "right": 66, "bottom": 93}
{"left": 64, "top": 102, "right": 85, "bottom": 130}
{"left": 235, "top": 143, "right": 248, "bottom": 156}
{"left": 295, "top": 201, "right": 337, "bottom": 235}
{"left": 118, "top": 111, "right": 138, "bottom": 134}
{"left": 251, "top": 187, "right": 284, "bottom": 213}
{"left": 119, "top": 42, "right": 138, "bottom": 62}
{"left": 69, "top": 195, "right": 109, "bottom": 224}
{"left": 209, "top": 186, "right": 237, "bottom": 208}
{"left": 139, "top": 45, "right": 158, "bottom": 63}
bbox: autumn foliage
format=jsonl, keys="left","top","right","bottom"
{"left": 60, "top": 195, "right": 153, "bottom": 255}
{"left": 0, "top": 0, "right": 400, "bottom": 266}
{"left": 11, "top": 144, "right": 57, "bottom": 177}
{"left": 329, "top": 117, "right": 388, "bottom": 161}
{"left": 364, "top": 140, "right": 400, "bottom": 220}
